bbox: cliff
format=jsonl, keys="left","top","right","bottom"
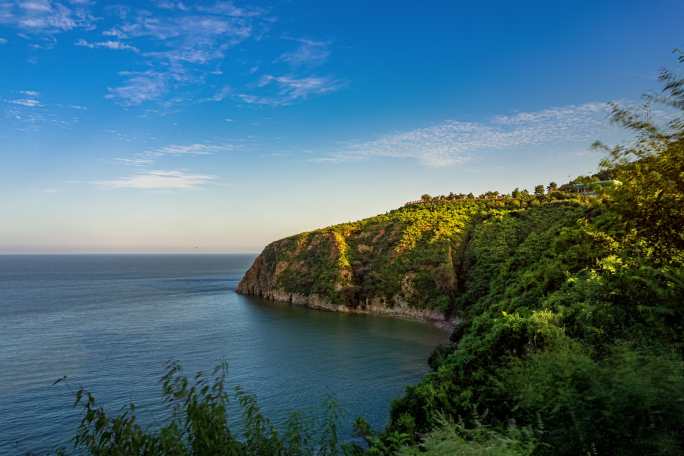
{"left": 236, "top": 196, "right": 586, "bottom": 327}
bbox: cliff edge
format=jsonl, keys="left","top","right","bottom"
{"left": 237, "top": 196, "right": 587, "bottom": 327}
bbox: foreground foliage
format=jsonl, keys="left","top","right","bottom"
{"left": 57, "top": 361, "right": 344, "bottom": 456}
{"left": 396, "top": 419, "right": 535, "bottom": 456}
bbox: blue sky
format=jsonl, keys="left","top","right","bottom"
{"left": 0, "top": 0, "right": 682, "bottom": 253}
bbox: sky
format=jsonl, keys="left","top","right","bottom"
{"left": 0, "top": 0, "right": 682, "bottom": 253}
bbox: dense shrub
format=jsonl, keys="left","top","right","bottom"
{"left": 56, "top": 362, "right": 344, "bottom": 456}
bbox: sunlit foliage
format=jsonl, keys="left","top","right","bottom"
{"left": 376, "top": 54, "right": 684, "bottom": 455}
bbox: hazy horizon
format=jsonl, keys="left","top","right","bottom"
{"left": 0, "top": 251, "right": 259, "bottom": 254}
{"left": 1, "top": 0, "right": 682, "bottom": 253}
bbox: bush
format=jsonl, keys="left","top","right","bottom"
{"left": 502, "top": 342, "right": 684, "bottom": 455}
{"left": 57, "top": 361, "right": 345, "bottom": 456}
{"left": 397, "top": 417, "right": 535, "bottom": 456}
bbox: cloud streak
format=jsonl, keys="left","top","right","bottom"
{"left": 112, "top": 142, "right": 234, "bottom": 170}
{"left": 0, "top": 0, "right": 95, "bottom": 34}
{"left": 94, "top": 170, "right": 215, "bottom": 189}
{"left": 145, "top": 143, "right": 234, "bottom": 157}
{"left": 105, "top": 71, "right": 169, "bottom": 106}
{"left": 239, "top": 74, "right": 343, "bottom": 106}
{"left": 10, "top": 98, "right": 42, "bottom": 107}
{"left": 75, "top": 38, "right": 139, "bottom": 52}
{"left": 278, "top": 38, "right": 330, "bottom": 67}
{"left": 102, "top": 3, "right": 269, "bottom": 106}
{"left": 115, "top": 158, "right": 154, "bottom": 166}
{"left": 8, "top": 89, "right": 42, "bottom": 107}
{"left": 319, "top": 102, "right": 616, "bottom": 167}
{"left": 4, "top": 89, "right": 83, "bottom": 131}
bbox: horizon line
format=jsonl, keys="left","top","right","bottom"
{"left": 0, "top": 251, "right": 259, "bottom": 255}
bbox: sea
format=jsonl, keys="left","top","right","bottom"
{"left": 0, "top": 254, "right": 446, "bottom": 455}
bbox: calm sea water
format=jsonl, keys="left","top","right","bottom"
{"left": 0, "top": 255, "right": 445, "bottom": 455}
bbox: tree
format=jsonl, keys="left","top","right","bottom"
{"left": 421, "top": 194, "right": 432, "bottom": 203}
{"left": 534, "top": 185, "right": 545, "bottom": 197}
{"left": 547, "top": 182, "right": 558, "bottom": 193}
{"left": 596, "top": 51, "right": 684, "bottom": 258}
{"left": 512, "top": 188, "right": 521, "bottom": 199}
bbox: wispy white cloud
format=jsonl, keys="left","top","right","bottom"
{"left": 0, "top": 0, "right": 95, "bottom": 34}
{"left": 0, "top": 37, "right": 7, "bottom": 44}
{"left": 101, "top": 27, "right": 127, "bottom": 39}
{"left": 205, "top": 85, "right": 232, "bottom": 102}
{"left": 152, "top": 0, "right": 190, "bottom": 11}
{"left": 115, "top": 157, "right": 154, "bottom": 166}
{"left": 196, "top": 1, "right": 264, "bottom": 18}
{"left": 94, "top": 170, "right": 215, "bottom": 189}
{"left": 145, "top": 143, "right": 234, "bottom": 157}
{"left": 111, "top": 142, "right": 233, "bottom": 169}
{"left": 105, "top": 71, "right": 169, "bottom": 106}
{"left": 99, "top": 3, "right": 338, "bottom": 109}
{"left": 152, "top": 0, "right": 260, "bottom": 17}
{"left": 319, "top": 102, "right": 617, "bottom": 167}
{"left": 8, "top": 89, "right": 42, "bottom": 107}
{"left": 112, "top": 8, "right": 262, "bottom": 56}
{"left": 10, "top": 98, "right": 42, "bottom": 107}
{"left": 127, "top": 12, "right": 257, "bottom": 66}
{"left": 75, "top": 38, "right": 139, "bottom": 52}
{"left": 490, "top": 102, "right": 610, "bottom": 126}
{"left": 3, "top": 89, "right": 84, "bottom": 131}
{"left": 239, "top": 74, "right": 343, "bottom": 106}
{"left": 101, "top": 4, "right": 269, "bottom": 106}
{"left": 261, "top": 74, "right": 342, "bottom": 98}
{"left": 2, "top": 1, "right": 341, "bottom": 111}
{"left": 278, "top": 38, "right": 330, "bottom": 67}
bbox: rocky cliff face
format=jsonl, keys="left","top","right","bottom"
{"left": 236, "top": 199, "right": 589, "bottom": 328}
{"left": 236, "top": 202, "right": 480, "bottom": 327}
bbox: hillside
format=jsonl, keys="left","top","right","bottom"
{"left": 236, "top": 61, "right": 684, "bottom": 455}
{"left": 355, "top": 63, "right": 684, "bottom": 455}
{"left": 237, "top": 193, "right": 589, "bottom": 327}
{"left": 234, "top": 157, "right": 684, "bottom": 455}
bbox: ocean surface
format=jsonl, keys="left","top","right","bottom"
{"left": 0, "top": 254, "right": 446, "bottom": 455}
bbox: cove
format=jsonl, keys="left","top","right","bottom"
{"left": 0, "top": 254, "right": 446, "bottom": 454}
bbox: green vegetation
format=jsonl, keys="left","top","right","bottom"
{"left": 240, "top": 177, "right": 592, "bottom": 314}
{"left": 396, "top": 420, "right": 535, "bottom": 456}
{"left": 56, "top": 361, "right": 345, "bottom": 456}
{"left": 59, "top": 56, "right": 684, "bottom": 454}
{"left": 368, "top": 54, "right": 684, "bottom": 455}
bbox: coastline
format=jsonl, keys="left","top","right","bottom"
{"left": 236, "top": 287, "right": 456, "bottom": 332}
